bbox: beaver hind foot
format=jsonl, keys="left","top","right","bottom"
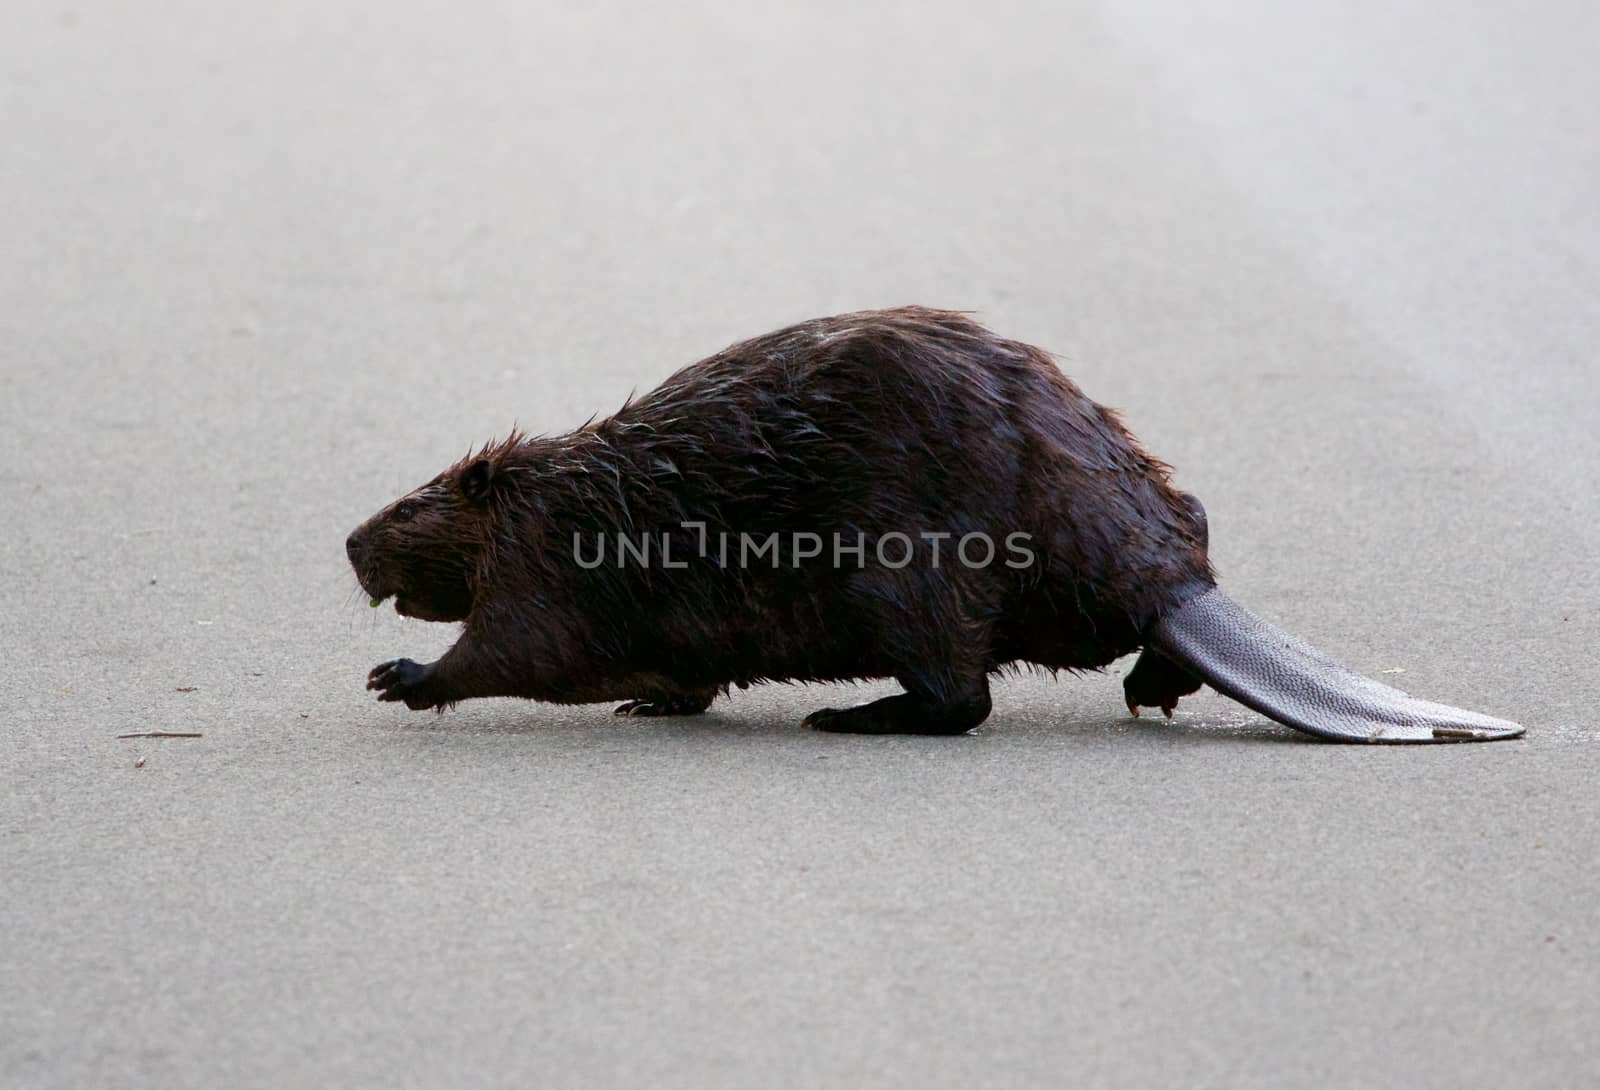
{"left": 1122, "top": 647, "right": 1204, "bottom": 720}
{"left": 803, "top": 683, "right": 992, "bottom": 736}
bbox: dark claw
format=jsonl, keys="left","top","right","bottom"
{"left": 614, "top": 696, "right": 713, "bottom": 718}
{"left": 367, "top": 660, "right": 402, "bottom": 690}
{"left": 801, "top": 708, "right": 841, "bottom": 731}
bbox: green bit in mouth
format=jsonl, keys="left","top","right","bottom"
{"left": 370, "top": 597, "right": 382, "bottom": 608}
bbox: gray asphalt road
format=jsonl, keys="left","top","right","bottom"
{"left": 4, "top": 2, "right": 1597, "bottom": 1087}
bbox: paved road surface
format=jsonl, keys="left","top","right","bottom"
{"left": 4, "top": 2, "right": 1596, "bottom": 1087}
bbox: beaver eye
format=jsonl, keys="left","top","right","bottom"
{"left": 395, "top": 503, "right": 416, "bottom": 522}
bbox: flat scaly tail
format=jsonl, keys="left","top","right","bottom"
{"left": 1127, "top": 587, "right": 1524, "bottom": 743}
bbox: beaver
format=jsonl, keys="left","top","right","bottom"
{"left": 346, "top": 307, "right": 1521, "bottom": 743}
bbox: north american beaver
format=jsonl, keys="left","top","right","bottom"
{"left": 346, "top": 307, "right": 1521, "bottom": 743}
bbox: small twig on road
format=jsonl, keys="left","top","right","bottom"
{"left": 116, "top": 732, "right": 204, "bottom": 740}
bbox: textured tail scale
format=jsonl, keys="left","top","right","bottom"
{"left": 1144, "top": 588, "right": 1524, "bottom": 743}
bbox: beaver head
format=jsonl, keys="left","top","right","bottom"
{"left": 345, "top": 455, "right": 501, "bottom": 622}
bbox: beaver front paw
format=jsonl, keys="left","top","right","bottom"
{"left": 367, "top": 658, "right": 438, "bottom": 710}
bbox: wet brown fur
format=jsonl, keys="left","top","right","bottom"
{"left": 347, "top": 308, "right": 1213, "bottom": 732}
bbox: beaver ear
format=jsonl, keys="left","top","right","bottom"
{"left": 460, "top": 459, "right": 497, "bottom": 506}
